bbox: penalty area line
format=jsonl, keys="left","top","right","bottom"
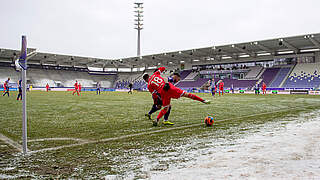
{"left": 30, "top": 104, "right": 317, "bottom": 154}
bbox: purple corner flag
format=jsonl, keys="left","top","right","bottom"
{"left": 19, "top": 36, "right": 27, "bottom": 70}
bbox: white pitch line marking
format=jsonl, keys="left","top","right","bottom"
{"left": 27, "top": 137, "right": 89, "bottom": 143}
{"left": 0, "top": 133, "right": 23, "bottom": 152}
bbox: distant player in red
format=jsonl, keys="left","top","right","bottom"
{"left": 2, "top": 78, "right": 10, "bottom": 97}
{"left": 143, "top": 67, "right": 210, "bottom": 126}
{"left": 78, "top": 83, "right": 82, "bottom": 93}
{"left": 46, "top": 83, "right": 49, "bottom": 92}
{"left": 262, "top": 82, "right": 267, "bottom": 95}
{"left": 218, "top": 80, "right": 224, "bottom": 96}
{"left": 72, "top": 80, "right": 80, "bottom": 96}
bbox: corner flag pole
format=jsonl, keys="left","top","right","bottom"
{"left": 19, "top": 35, "right": 28, "bottom": 154}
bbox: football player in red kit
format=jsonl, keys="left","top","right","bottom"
{"left": 218, "top": 80, "right": 224, "bottom": 96}
{"left": 2, "top": 78, "right": 10, "bottom": 97}
{"left": 262, "top": 82, "right": 267, "bottom": 95}
{"left": 78, "top": 83, "right": 82, "bottom": 93}
{"left": 46, "top": 83, "right": 49, "bottom": 92}
{"left": 143, "top": 67, "right": 210, "bottom": 126}
{"left": 145, "top": 72, "right": 181, "bottom": 121}
{"left": 72, "top": 80, "right": 80, "bottom": 96}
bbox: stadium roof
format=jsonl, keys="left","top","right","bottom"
{"left": 120, "top": 33, "right": 320, "bottom": 67}
{"left": 0, "top": 48, "right": 113, "bottom": 68}
{"left": 0, "top": 33, "right": 319, "bottom": 69}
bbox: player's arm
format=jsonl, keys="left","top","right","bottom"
{"left": 154, "top": 67, "right": 166, "bottom": 75}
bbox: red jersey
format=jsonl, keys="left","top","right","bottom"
{"left": 79, "top": 84, "right": 81, "bottom": 90}
{"left": 262, "top": 83, "right": 266, "bottom": 89}
{"left": 46, "top": 84, "right": 49, "bottom": 89}
{"left": 147, "top": 67, "right": 166, "bottom": 95}
{"left": 219, "top": 82, "right": 224, "bottom": 88}
{"left": 3, "top": 82, "right": 7, "bottom": 90}
{"left": 74, "top": 82, "right": 78, "bottom": 90}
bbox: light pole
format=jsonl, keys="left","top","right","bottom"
{"left": 134, "top": 2, "right": 143, "bottom": 57}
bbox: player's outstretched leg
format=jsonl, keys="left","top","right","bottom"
{"left": 182, "top": 93, "right": 210, "bottom": 104}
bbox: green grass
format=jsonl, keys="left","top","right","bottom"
{"left": 1, "top": 91, "right": 320, "bottom": 178}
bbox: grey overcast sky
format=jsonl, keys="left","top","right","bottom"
{"left": 0, "top": 0, "right": 319, "bottom": 59}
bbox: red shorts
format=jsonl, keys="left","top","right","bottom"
{"left": 219, "top": 87, "right": 223, "bottom": 91}
{"left": 160, "top": 83, "right": 185, "bottom": 107}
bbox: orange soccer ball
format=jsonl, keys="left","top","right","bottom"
{"left": 205, "top": 116, "right": 214, "bottom": 126}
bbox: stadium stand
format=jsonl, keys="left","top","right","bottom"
{"left": 179, "top": 70, "right": 192, "bottom": 80}
{"left": 114, "top": 72, "right": 147, "bottom": 90}
{"left": 259, "top": 68, "right": 280, "bottom": 86}
{"left": 176, "top": 78, "right": 210, "bottom": 88}
{"left": 184, "top": 71, "right": 199, "bottom": 81}
{"left": 0, "top": 67, "right": 20, "bottom": 83}
{"left": 268, "top": 66, "right": 292, "bottom": 88}
{"left": 219, "top": 78, "right": 257, "bottom": 89}
{"left": 244, "top": 66, "right": 264, "bottom": 79}
{"left": 0, "top": 66, "right": 115, "bottom": 88}
{"left": 282, "top": 63, "right": 320, "bottom": 89}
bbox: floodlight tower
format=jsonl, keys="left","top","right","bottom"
{"left": 134, "top": 2, "right": 143, "bottom": 57}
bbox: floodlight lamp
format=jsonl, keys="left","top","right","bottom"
{"left": 311, "top": 34, "right": 314, "bottom": 38}
{"left": 134, "top": 10, "right": 144, "bottom": 13}
{"left": 180, "top": 61, "right": 185, "bottom": 63}
{"left": 279, "top": 38, "right": 283, "bottom": 42}
{"left": 231, "top": 44, "right": 235, "bottom": 48}
{"left": 139, "top": 56, "right": 143, "bottom": 59}
{"left": 254, "top": 41, "right": 258, "bottom": 45}
{"left": 179, "top": 51, "right": 182, "bottom": 54}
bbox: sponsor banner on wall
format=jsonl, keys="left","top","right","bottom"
{"left": 309, "top": 91, "right": 320, "bottom": 95}
{"left": 290, "top": 90, "right": 309, "bottom": 94}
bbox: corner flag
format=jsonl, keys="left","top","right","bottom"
{"left": 19, "top": 36, "right": 27, "bottom": 70}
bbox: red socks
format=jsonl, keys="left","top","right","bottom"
{"left": 157, "top": 108, "right": 167, "bottom": 120}
{"left": 186, "top": 93, "right": 204, "bottom": 102}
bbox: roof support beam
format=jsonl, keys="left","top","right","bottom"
{"left": 308, "top": 36, "right": 320, "bottom": 48}
{"left": 253, "top": 42, "right": 274, "bottom": 54}
{"left": 231, "top": 45, "right": 255, "bottom": 57}
{"left": 281, "top": 39, "right": 299, "bottom": 53}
